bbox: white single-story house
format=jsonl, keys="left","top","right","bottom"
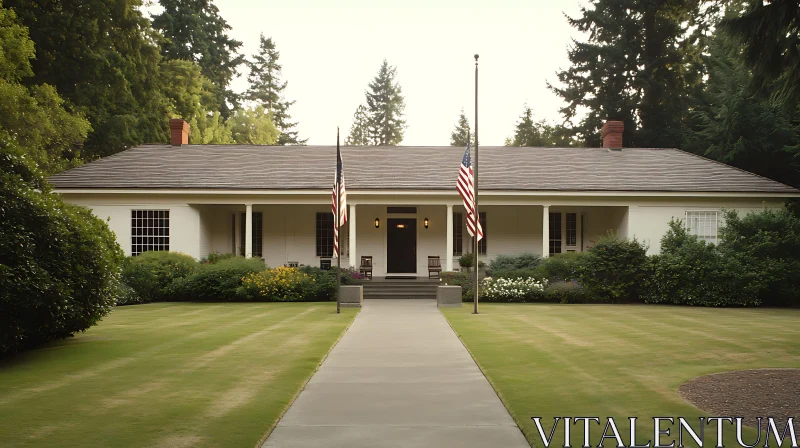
{"left": 49, "top": 119, "right": 799, "bottom": 277}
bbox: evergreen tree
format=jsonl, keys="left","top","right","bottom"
{"left": 684, "top": 26, "right": 800, "bottom": 188}
{"left": 345, "top": 104, "right": 370, "bottom": 145}
{"left": 549, "top": 0, "right": 707, "bottom": 148}
{"left": 159, "top": 59, "right": 217, "bottom": 123}
{"left": 722, "top": 0, "right": 800, "bottom": 107}
{"left": 152, "top": 0, "right": 244, "bottom": 116}
{"left": 245, "top": 35, "right": 304, "bottom": 145}
{"left": 7, "top": 0, "right": 170, "bottom": 158}
{"left": 506, "top": 105, "right": 578, "bottom": 147}
{"left": 450, "top": 109, "right": 474, "bottom": 147}
{"left": 365, "top": 59, "right": 406, "bottom": 145}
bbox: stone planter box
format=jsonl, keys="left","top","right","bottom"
{"left": 340, "top": 285, "right": 363, "bottom": 308}
{"left": 437, "top": 286, "right": 462, "bottom": 308}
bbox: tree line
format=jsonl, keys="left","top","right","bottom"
{"left": 0, "top": 0, "right": 798, "bottom": 189}
{"left": 0, "top": 0, "right": 303, "bottom": 176}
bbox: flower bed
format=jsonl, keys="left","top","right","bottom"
{"left": 480, "top": 276, "right": 548, "bottom": 302}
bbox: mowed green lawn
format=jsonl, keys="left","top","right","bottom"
{"left": 0, "top": 303, "right": 356, "bottom": 448}
{"left": 443, "top": 304, "right": 800, "bottom": 448}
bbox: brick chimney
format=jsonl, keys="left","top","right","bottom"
{"left": 169, "top": 118, "right": 190, "bottom": 146}
{"left": 601, "top": 120, "right": 624, "bottom": 149}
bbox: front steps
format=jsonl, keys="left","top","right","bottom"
{"left": 361, "top": 279, "right": 440, "bottom": 300}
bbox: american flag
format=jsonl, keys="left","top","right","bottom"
{"left": 457, "top": 141, "right": 483, "bottom": 241}
{"left": 332, "top": 141, "right": 347, "bottom": 258}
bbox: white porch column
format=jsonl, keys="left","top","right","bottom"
{"left": 446, "top": 204, "right": 454, "bottom": 271}
{"left": 245, "top": 204, "right": 253, "bottom": 258}
{"left": 349, "top": 203, "right": 356, "bottom": 268}
{"left": 542, "top": 205, "right": 550, "bottom": 258}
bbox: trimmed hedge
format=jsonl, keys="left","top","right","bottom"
{"left": 488, "top": 253, "right": 541, "bottom": 274}
{"left": 718, "top": 209, "right": 800, "bottom": 306}
{"left": 578, "top": 236, "right": 649, "bottom": 303}
{"left": 646, "top": 220, "right": 760, "bottom": 306}
{"left": 168, "top": 257, "right": 265, "bottom": 301}
{"left": 536, "top": 252, "right": 586, "bottom": 281}
{"left": 543, "top": 281, "right": 592, "bottom": 304}
{"left": 1, "top": 141, "right": 124, "bottom": 354}
{"left": 121, "top": 251, "right": 197, "bottom": 302}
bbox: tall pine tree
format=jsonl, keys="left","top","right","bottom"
{"left": 549, "top": 0, "right": 707, "bottom": 148}
{"left": 345, "top": 105, "right": 370, "bottom": 145}
{"left": 152, "top": 0, "right": 244, "bottom": 117}
{"left": 722, "top": 0, "right": 800, "bottom": 107}
{"left": 685, "top": 12, "right": 800, "bottom": 188}
{"left": 450, "top": 109, "right": 474, "bottom": 147}
{"left": 365, "top": 59, "right": 405, "bottom": 145}
{"left": 245, "top": 34, "right": 304, "bottom": 145}
{"left": 505, "top": 105, "right": 577, "bottom": 147}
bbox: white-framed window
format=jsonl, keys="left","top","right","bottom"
{"left": 131, "top": 210, "right": 169, "bottom": 255}
{"left": 685, "top": 211, "right": 719, "bottom": 244}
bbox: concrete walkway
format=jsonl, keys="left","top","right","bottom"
{"left": 263, "top": 299, "right": 529, "bottom": 447}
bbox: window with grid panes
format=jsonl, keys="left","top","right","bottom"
{"left": 549, "top": 212, "right": 562, "bottom": 255}
{"left": 566, "top": 213, "right": 577, "bottom": 246}
{"left": 316, "top": 212, "right": 334, "bottom": 257}
{"left": 453, "top": 212, "right": 463, "bottom": 255}
{"left": 131, "top": 210, "right": 169, "bottom": 255}
{"left": 238, "top": 212, "right": 263, "bottom": 256}
{"left": 686, "top": 211, "right": 719, "bottom": 244}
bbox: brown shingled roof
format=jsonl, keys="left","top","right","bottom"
{"left": 48, "top": 145, "right": 799, "bottom": 194}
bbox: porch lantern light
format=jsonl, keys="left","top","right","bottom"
{"left": 424, "top": 217, "right": 429, "bottom": 229}
{"left": 375, "top": 218, "right": 380, "bottom": 228}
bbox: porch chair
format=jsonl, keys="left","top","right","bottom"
{"left": 428, "top": 256, "right": 442, "bottom": 279}
{"left": 359, "top": 256, "right": 373, "bottom": 280}
{"left": 286, "top": 261, "right": 299, "bottom": 268}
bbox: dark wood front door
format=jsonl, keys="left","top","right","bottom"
{"left": 387, "top": 218, "right": 416, "bottom": 273}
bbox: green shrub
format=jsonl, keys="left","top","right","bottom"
{"left": 646, "top": 220, "right": 760, "bottom": 306}
{"left": 488, "top": 253, "right": 542, "bottom": 273}
{"left": 299, "top": 266, "right": 338, "bottom": 301}
{"left": 0, "top": 141, "right": 124, "bottom": 354}
{"left": 718, "top": 209, "right": 800, "bottom": 306}
{"left": 121, "top": 251, "right": 198, "bottom": 301}
{"left": 240, "top": 267, "right": 315, "bottom": 302}
{"left": 115, "top": 281, "right": 146, "bottom": 306}
{"left": 204, "top": 252, "right": 237, "bottom": 264}
{"left": 543, "top": 281, "right": 591, "bottom": 303}
{"left": 441, "top": 271, "right": 474, "bottom": 301}
{"left": 480, "top": 277, "right": 547, "bottom": 302}
{"left": 579, "top": 235, "right": 649, "bottom": 303}
{"left": 458, "top": 253, "right": 485, "bottom": 269}
{"left": 169, "top": 257, "right": 265, "bottom": 301}
{"left": 537, "top": 252, "right": 586, "bottom": 281}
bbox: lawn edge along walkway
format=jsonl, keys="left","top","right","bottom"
{"left": 439, "top": 306, "right": 534, "bottom": 447}
{"left": 255, "top": 307, "right": 361, "bottom": 448}
{"left": 263, "top": 300, "right": 528, "bottom": 448}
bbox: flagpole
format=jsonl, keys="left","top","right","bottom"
{"left": 473, "top": 54, "right": 479, "bottom": 315}
{"left": 336, "top": 128, "right": 342, "bottom": 315}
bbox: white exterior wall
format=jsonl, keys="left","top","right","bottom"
{"left": 627, "top": 198, "right": 784, "bottom": 254}
{"left": 60, "top": 196, "right": 203, "bottom": 259}
{"left": 58, "top": 192, "right": 790, "bottom": 267}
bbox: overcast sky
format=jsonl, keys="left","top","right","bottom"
{"left": 145, "top": 0, "right": 584, "bottom": 146}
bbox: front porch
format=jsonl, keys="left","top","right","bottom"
{"left": 195, "top": 203, "right": 629, "bottom": 277}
